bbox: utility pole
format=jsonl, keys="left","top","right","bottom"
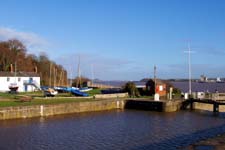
{"left": 154, "top": 65, "right": 156, "bottom": 94}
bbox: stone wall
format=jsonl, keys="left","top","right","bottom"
{"left": 125, "top": 99, "right": 183, "bottom": 112}
{"left": 94, "top": 93, "right": 128, "bottom": 99}
{"left": 193, "top": 102, "right": 225, "bottom": 112}
{"left": 0, "top": 100, "right": 125, "bottom": 120}
{"left": 162, "top": 100, "right": 183, "bottom": 112}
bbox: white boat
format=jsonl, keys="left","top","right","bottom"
{"left": 44, "top": 88, "right": 58, "bottom": 97}
{"left": 79, "top": 87, "right": 93, "bottom": 92}
{"left": 8, "top": 83, "right": 19, "bottom": 93}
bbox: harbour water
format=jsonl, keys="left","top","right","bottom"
{"left": 0, "top": 110, "right": 225, "bottom": 150}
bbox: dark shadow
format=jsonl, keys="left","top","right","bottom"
{"left": 125, "top": 100, "right": 163, "bottom": 112}
{"left": 181, "top": 100, "right": 192, "bottom": 110}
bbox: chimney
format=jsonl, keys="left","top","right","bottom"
{"left": 10, "top": 64, "right": 13, "bottom": 73}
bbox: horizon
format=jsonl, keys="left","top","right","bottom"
{"left": 1, "top": 0, "right": 225, "bottom": 80}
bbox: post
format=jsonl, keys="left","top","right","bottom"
{"left": 190, "top": 99, "right": 194, "bottom": 110}
{"left": 169, "top": 87, "right": 173, "bottom": 100}
{"left": 154, "top": 65, "right": 156, "bottom": 94}
{"left": 154, "top": 65, "right": 159, "bottom": 101}
{"left": 213, "top": 103, "right": 219, "bottom": 113}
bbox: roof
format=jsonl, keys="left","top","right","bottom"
{"left": 170, "top": 81, "right": 225, "bottom": 93}
{"left": 133, "top": 81, "right": 146, "bottom": 88}
{"left": 0, "top": 71, "right": 40, "bottom": 77}
{"left": 146, "top": 79, "right": 166, "bottom": 85}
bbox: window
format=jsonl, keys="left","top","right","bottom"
{"left": 18, "top": 77, "right": 21, "bottom": 82}
{"left": 159, "top": 85, "right": 163, "bottom": 91}
{"left": 7, "top": 77, "right": 10, "bottom": 82}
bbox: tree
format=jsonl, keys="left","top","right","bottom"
{"left": 123, "top": 82, "right": 140, "bottom": 97}
{"left": 0, "top": 39, "right": 68, "bottom": 86}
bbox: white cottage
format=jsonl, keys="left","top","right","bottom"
{"left": 0, "top": 71, "right": 41, "bottom": 92}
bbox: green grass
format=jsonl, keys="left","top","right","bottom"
{"left": 0, "top": 98, "right": 96, "bottom": 108}
{"left": 137, "top": 96, "right": 154, "bottom": 99}
{"left": 87, "top": 89, "right": 102, "bottom": 96}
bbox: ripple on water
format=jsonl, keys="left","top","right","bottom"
{"left": 0, "top": 110, "right": 225, "bottom": 150}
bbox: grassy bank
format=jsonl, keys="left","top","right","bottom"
{"left": 86, "top": 89, "right": 102, "bottom": 96}
{"left": 0, "top": 91, "right": 97, "bottom": 108}
{"left": 0, "top": 98, "right": 96, "bottom": 108}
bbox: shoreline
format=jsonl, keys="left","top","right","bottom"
{"left": 183, "top": 132, "right": 225, "bottom": 150}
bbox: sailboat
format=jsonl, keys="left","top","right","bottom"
{"left": 8, "top": 63, "right": 19, "bottom": 93}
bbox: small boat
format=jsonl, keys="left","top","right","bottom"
{"left": 79, "top": 87, "right": 93, "bottom": 92}
{"left": 9, "top": 83, "right": 19, "bottom": 93}
{"left": 44, "top": 88, "right": 58, "bottom": 97}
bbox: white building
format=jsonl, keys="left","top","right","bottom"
{"left": 0, "top": 72, "right": 41, "bottom": 92}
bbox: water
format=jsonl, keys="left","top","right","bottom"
{"left": 0, "top": 110, "right": 225, "bottom": 150}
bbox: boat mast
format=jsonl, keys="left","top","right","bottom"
{"left": 14, "top": 62, "right": 17, "bottom": 83}
{"left": 77, "top": 55, "right": 81, "bottom": 88}
{"left": 91, "top": 64, "right": 94, "bottom": 85}
{"left": 49, "top": 63, "right": 52, "bottom": 86}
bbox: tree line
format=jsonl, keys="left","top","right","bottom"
{"left": 0, "top": 39, "right": 67, "bottom": 86}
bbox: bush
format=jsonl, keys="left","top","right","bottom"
{"left": 123, "top": 82, "right": 140, "bottom": 97}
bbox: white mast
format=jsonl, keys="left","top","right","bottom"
{"left": 91, "top": 64, "right": 94, "bottom": 84}
{"left": 184, "top": 43, "right": 194, "bottom": 95}
{"left": 77, "top": 55, "right": 81, "bottom": 87}
{"left": 49, "top": 63, "right": 52, "bottom": 86}
{"left": 188, "top": 43, "right": 192, "bottom": 95}
{"left": 14, "top": 62, "right": 17, "bottom": 83}
{"left": 154, "top": 65, "right": 156, "bottom": 94}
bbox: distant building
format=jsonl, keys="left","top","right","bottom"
{"left": 0, "top": 71, "right": 40, "bottom": 92}
{"left": 200, "top": 75, "right": 208, "bottom": 82}
{"left": 216, "top": 77, "right": 221, "bottom": 82}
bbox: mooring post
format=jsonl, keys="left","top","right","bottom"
{"left": 190, "top": 98, "right": 194, "bottom": 110}
{"left": 213, "top": 103, "right": 219, "bottom": 113}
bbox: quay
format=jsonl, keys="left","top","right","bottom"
{"left": 0, "top": 99, "right": 125, "bottom": 120}
{"left": 183, "top": 99, "right": 225, "bottom": 113}
{"left": 0, "top": 98, "right": 184, "bottom": 120}
{"left": 1, "top": 97, "right": 225, "bottom": 120}
{"left": 124, "top": 99, "right": 183, "bottom": 112}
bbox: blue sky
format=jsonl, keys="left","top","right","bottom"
{"left": 0, "top": 0, "right": 225, "bottom": 80}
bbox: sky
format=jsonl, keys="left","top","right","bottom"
{"left": 0, "top": 0, "right": 225, "bottom": 80}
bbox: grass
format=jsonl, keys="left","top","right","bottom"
{"left": 0, "top": 91, "right": 98, "bottom": 108}
{"left": 86, "top": 89, "right": 102, "bottom": 96}
{"left": 0, "top": 97, "right": 96, "bottom": 108}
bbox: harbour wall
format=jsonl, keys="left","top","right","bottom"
{"left": 124, "top": 99, "right": 183, "bottom": 112}
{"left": 193, "top": 102, "right": 225, "bottom": 112}
{"left": 0, "top": 99, "right": 125, "bottom": 120}
{"left": 1, "top": 98, "right": 222, "bottom": 120}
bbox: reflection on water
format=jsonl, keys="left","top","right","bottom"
{"left": 0, "top": 110, "right": 225, "bottom": 150}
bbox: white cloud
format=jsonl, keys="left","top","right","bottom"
{"left": 0, "top": 27, "right": 48, "bottom": 54}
